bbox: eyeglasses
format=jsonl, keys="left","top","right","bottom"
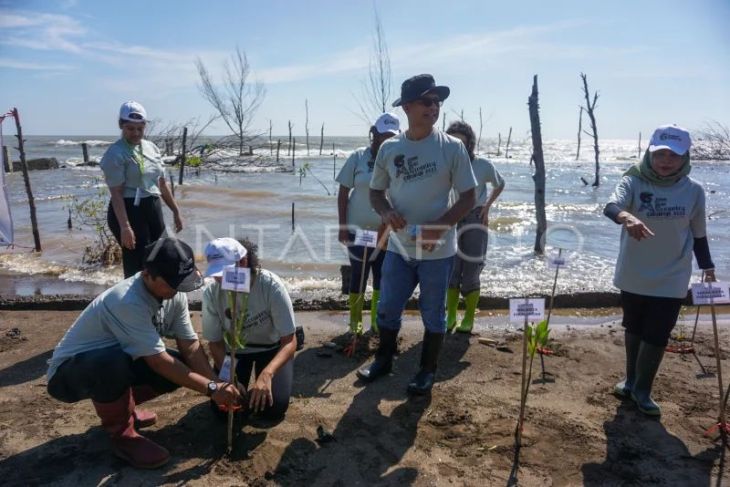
{"left": 416, "top": 97, "right": 442, "bottom": 108}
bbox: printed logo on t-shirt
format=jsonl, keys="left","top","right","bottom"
{"left": 393, "top": 154, "right": 438, "bottom": 182}
{"left": 638, "top": 191, "right": 687, "bottom": 219}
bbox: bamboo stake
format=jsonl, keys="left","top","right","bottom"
{"left": 517, "top": 300, "right": 529, "bottom": 447}
{"left": 710, "top": 294, "right": 727, "bottom": 445}
{"left": 227, "top": 281, "right": 238, "bottom": 455}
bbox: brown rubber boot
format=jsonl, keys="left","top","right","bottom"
{"left": 131, "top": 385, "right": 159, "bottom": 428}
{"left": 92, "top": 388, "right": 170, "bottom": 469}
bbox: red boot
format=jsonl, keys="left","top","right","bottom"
{"left": 92, "top": 388, "right": 170, "bottom": 469}
{"left": 132, "top": 385, "right": 159, "bottom": 428}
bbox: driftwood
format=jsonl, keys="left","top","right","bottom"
{"left": 13, "top": 108, "right": 41, "bottom": 251}
{"left": 528, "top": 76, "right": 546, "bottom": 254}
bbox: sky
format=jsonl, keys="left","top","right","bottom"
{"left": 1, "top": 0, "right": 728, "bottom": 139}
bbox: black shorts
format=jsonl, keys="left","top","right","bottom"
{"left": 620, "top": 291, "right": 683, "bottom": 347}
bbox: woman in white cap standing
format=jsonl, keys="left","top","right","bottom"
{"left": 201, "top": 237, "right": 297, "bottom": 420}
{"left": 101, "top": 101, "right": 183, "bottom": 278}
{"left": 604, "top": 124, "right": 716, "bottom": 417}
{"left": 336, "top": 113, "right": 400, "bottom": 335}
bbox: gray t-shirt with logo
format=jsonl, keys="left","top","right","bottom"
{"left": 336, "top": 147, "right": 382, "bottom": 231}
{"left": 202, "top": 269, "right": 297, "bottom": 354}
{"left": 609, "top": 175, "right": 708, "bottom": 298}
{"left": 370, "top": 130, "right": 477, "bottom": 260}
{"left": 100, "top": 138, "right": 165, "bottom": 198}
{"left": 47, "top": 274, "right": 196, "bottom": 380}
{"left": 472, "top": 157, "right": 504, "bottom": 208}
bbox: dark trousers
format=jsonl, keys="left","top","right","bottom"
{"left": 347, "top": 244, "right": 385, "bottom": 293}
{"left": 620, "top": 290, "right": 684, "bottom": 347}
{"left": 214, "top": 347, "right": 293, "bottom": 419}
{"left": 48, "top": 345, "right": 181, "bottom": 404}
{"left": 107, "top": 196, "right": 165, "bottom": 278}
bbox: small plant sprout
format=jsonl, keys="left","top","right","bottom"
{"left": 516, "top": 318, "right": 550, "bottom": 448}
{"left": 222, "top": 264, "right": 250, "bottom": 456}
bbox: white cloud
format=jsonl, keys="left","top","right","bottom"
{"left": 0, "top": 10, "right": 86, "bottom": 53}
{"left": 0, "top": 58, "right": 73, "bottom": 71}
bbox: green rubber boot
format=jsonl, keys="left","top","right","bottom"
{"left": 631, "top": 341, "right": 665, "bottom": 417}
{"left": 455, "top": 290, "right": 480, "bottom": 334}
{"left": 613, "top": 331, "right": 641, "bottom": 398}
{"left": 370, "top": 290, "right": 380, "bottom": 334}
{"left": 348, "top": 293, "right": 363, "bottom": 335}
{"left": 446, "top": 288, "right": 460, "bottom": 332}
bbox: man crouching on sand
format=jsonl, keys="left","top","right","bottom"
{"left": 46, "top": 237, "right": 242, "bottom": 469}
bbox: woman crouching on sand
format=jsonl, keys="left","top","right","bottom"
{"left": 604, "top": 124, "right": 716, "bottom": 417}
{"left": 201, "top": 237, "right": 298, "bottom": 420}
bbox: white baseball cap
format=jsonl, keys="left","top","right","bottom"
{"left": 204, "top": 238, "right": 248, "bottom": 277}
{"left": 373, "top": 112, "right": 400, "bottom": 135}
{"left": 648, "top": 124, "right": 691, "bottom": 155}
{"left": 119, "top": 101, "right": 147, "bottom": 123}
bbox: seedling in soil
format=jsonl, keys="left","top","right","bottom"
{"left": 222, "top": 277, "right": 249, "bottom": 456}
{"left": 516, "top": 318, "right": 550, "bottom": 447}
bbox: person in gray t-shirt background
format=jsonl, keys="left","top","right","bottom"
{"left": 101, "top": 101, "right": 184, "bottom": 278}
{"left": 336, "top": 113, "right": 400, "bottom": 336}
{"left": 444, "top": 121, "right": 505, "bottom": 334}
{"left": 604, "top": 124, "right": 716, "bottom": 417}
{"left": 357, "top": 74, "right": 477, "bottom": 395}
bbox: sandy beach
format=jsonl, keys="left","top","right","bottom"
{"left": 1, "top": 308, "right": 729, "bottom": 486}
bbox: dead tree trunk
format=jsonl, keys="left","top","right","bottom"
{"left": 477, "top": 107, "right": 483, "bottom": 154}
{"left": 505, "top": 127, "right": 513, "bottom": 158}
{"left": 497, "top": 133, "right": 502, "bottom": 156}
{"left": 580, "top": 73, "right": 600, "bottom": 187}
{"left": 12, "top": 108, "right": 41, "bottom": 251}
{"left": 305, "top": 99, "right": 310, "bottom": 156}
{"left": 178, "top": 127, "right": 187, "bottom": 186}
{"left": 575, "top": 106, "right": 583, "bottom": 161}
{"left": 319, "top": 123, "right": 324, "bottom": 155}
{"left": 269, "top": 120, "right": 273, "bottom": 156}
{"left": 287, "top": 120, "right": 293, "bottom": 156}
{"left": 528, "top": 76, "right": 546, "bottom": 255}
{"left": 276, "top": 139, "right": 281, "bottom": 162}
{"left": 81, "top": 143, "right": 89, "bottom": 165}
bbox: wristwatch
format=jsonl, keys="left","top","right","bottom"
{"left": 206, "top": 381, "right": 218, "bottom": 397}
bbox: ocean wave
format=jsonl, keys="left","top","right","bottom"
{"left": 53, "top": 139, "right": 112, "bottom": 147}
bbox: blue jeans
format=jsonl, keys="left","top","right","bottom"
{"left": 376, "top": 251, "right": 454, "bottom": 333}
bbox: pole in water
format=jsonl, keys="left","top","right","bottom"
{"left": 227, "top": 263, "right": 240, "bottom": 456}
{"left": 291, "top": 202, "right": 295, "bottom": 232}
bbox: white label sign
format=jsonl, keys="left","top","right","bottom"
{"left": 221, "top": 265, "right": 251, "bottom": 293}
{"left": 509, "top": 298, "right": 545, "bottom": 323}
{"left": 548, "top": 254, "right": 568, "bottom": 269}
{"left": 354, "top": 229, "right": 378, "bottom": 248}
{"left": 691, "top": 282, "right": 730, "bottom": 305}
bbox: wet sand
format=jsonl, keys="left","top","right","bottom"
{"left": 1, "top": 309, "right": 730, "bottom": 485}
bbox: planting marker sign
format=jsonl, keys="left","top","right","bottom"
{"left": 222, "top": 265, "right": 251, "bottom": 293}
{"left": 691, "top": 282, "right": 730, "bottom": 305}
{"left": 354, "top": 229, "right": 378, "bottom": 248}
{"left": 509, "top": 298, "right": 545, "bottom": 323}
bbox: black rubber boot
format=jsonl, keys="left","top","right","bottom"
{"left": 407, "top": 331, "right": 444, "bottom": 395}
{"left": 631, "top": 341, "right": 665, "bottom": 416}
{"left": 357, "top": 327, "right": 398, "bottom": 383}
{"left": 613, "top": 331, "right": 641, "bottom": 398}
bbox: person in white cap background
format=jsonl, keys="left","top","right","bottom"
{"left": 444, "top": 120, "right": 505, "bottom": 334}
{"left": 604, "top": 124, "right": 716, "bottom": 417}
{"left": 358, "top": 74, "right": 477, "bottom": 395}
{"left": 101, "top": 101, "right": 184, "bottom": 278}
{"left": 202, "top": 237, "right": 297, "bottom": 420}
{"left": 336, "top": 112, "right": 400, "bottom": 335}
{"left": 46, "top": 237, "right": 242, "bottom": 469}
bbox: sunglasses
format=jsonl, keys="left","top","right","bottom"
{"left": 416, "top": 97, "right": 442, "bottom": 108}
